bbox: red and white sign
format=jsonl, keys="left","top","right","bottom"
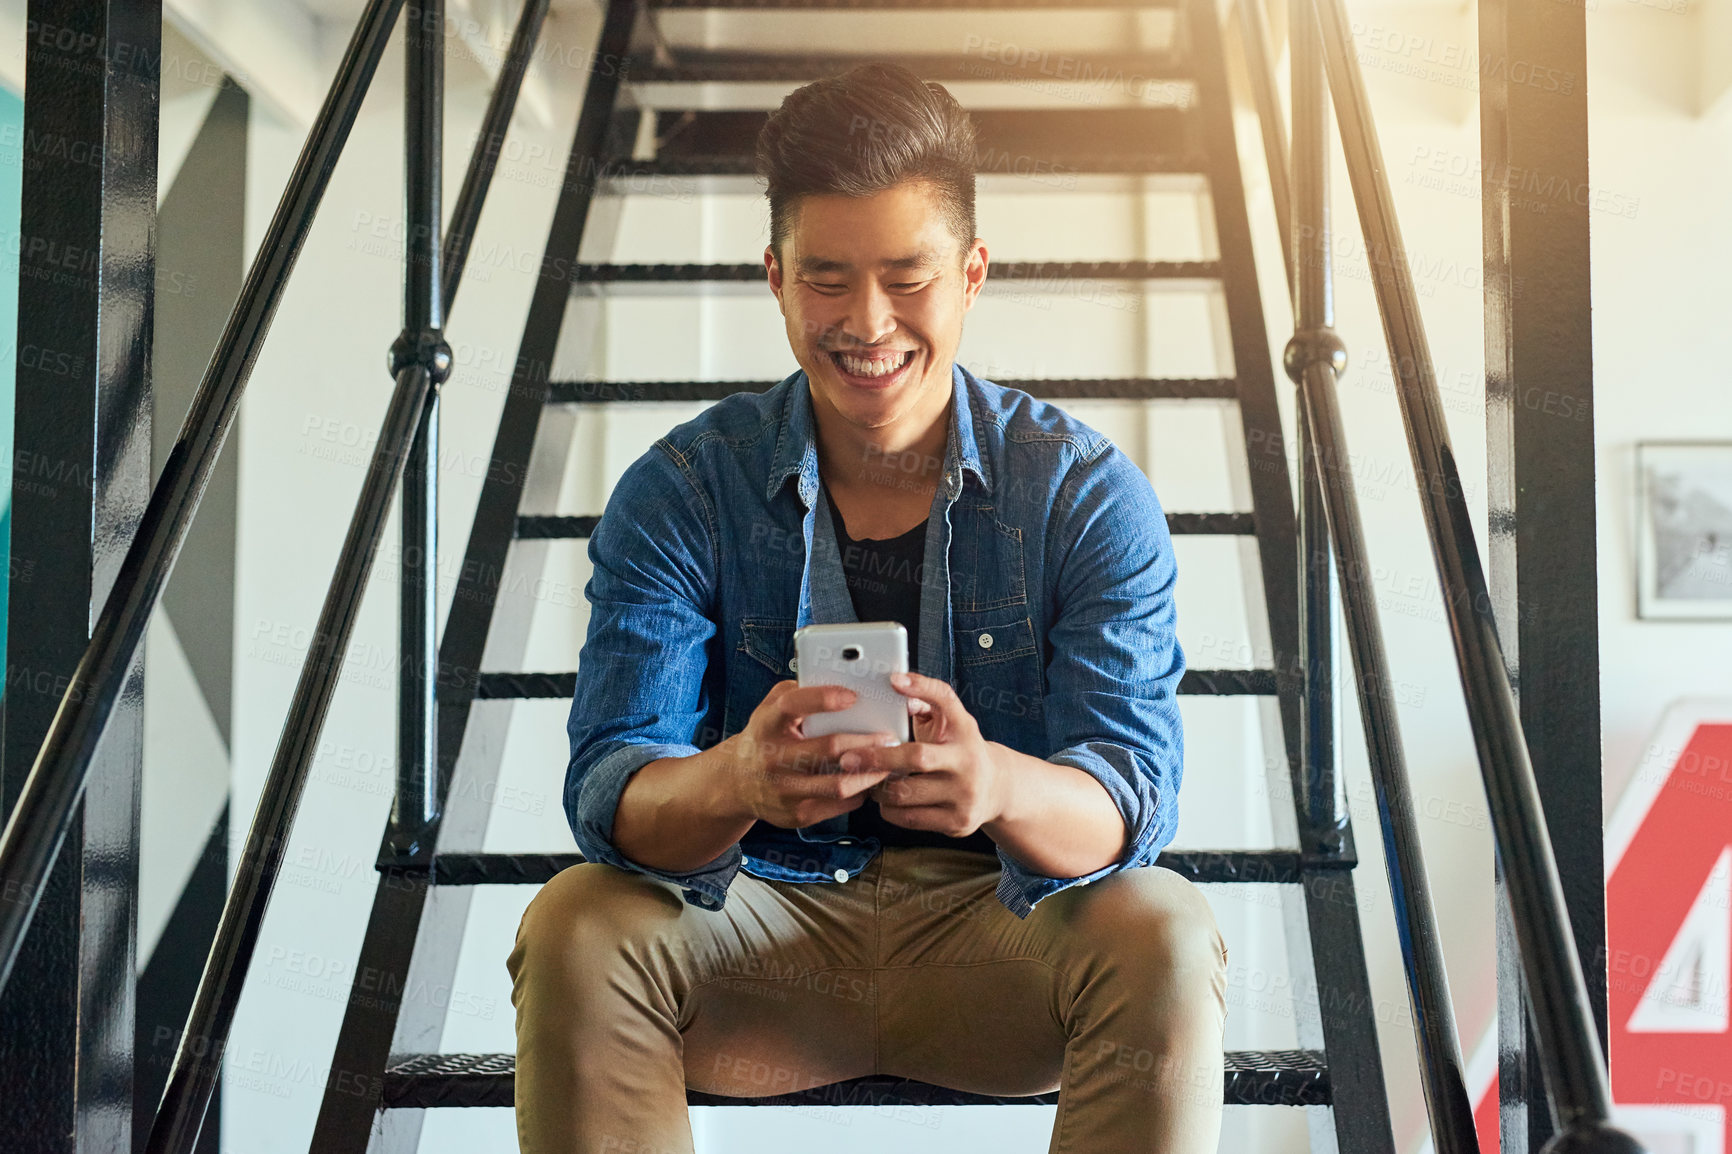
{"left": 1606, "top": 700, "right": 1732, "bottom": 1152}
{"left": 1469, "top": 699, "right": 1732, "bottom": 1153}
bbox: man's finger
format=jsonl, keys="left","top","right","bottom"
{"left": 838, "top": 740, "right": 945, "bottom": 776}
{"left": 768, "top": 683, "right": 858, "bottom": 727}
{"left": 788, "top": 792, "right": 875, "bottom": 827}
{"left": 873, "top": 803, "right": 954, "bottom": 833}
{"left": 888, "top": 670, "right": 962, "bottom": 713}
{"left": 776, "top": 765, "right": 892, "bottom": 801}
{"left": 770, "top": 732, "right": 895, "bottom": 775}
{"left": 869, "top": 771, "right": 950, "bottom": 808}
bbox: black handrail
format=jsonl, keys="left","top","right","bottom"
{"left": 145, "top": 0, "right": 558, "bottom": 1147}
{"left": 1299, "top": 0, "right": 1644, "bottom": 1146}
{"left": 0, "top": 0, "right": 407, "bottom": 998}
{"left": 144, "top": 0, "right": 442, "bottom": 1142}
{"left": 144, "top": 371, "right": 442, "bottom": 1154}
{"left": 307, "top": 3, "right": 634, "bottom": 1145}
{"left": 1273, "top": 0, "right": 1477, "bottom": 1148}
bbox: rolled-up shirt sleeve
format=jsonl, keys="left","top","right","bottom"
{"left": 564, "top": 442, "right": 741, "bottom": 907}
{"left": 996, "top": 438, "right": 1185, "bottom": 917}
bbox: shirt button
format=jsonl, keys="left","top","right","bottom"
{"left": 788, "top": 657, "right": 798, "bottom": 672}
{"left": 832, "top": 868, "right": 850, "bottom": 883}
{"left": 978, "top": 632, "right": 994, "bottom": 650}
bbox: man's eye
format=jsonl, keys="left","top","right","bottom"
{"left": 808, "top": 281, "right": 847, "bottom": 292}
{"left": 890, "top": 280, "right": 931, "bottom": 292}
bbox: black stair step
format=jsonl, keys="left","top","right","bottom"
{"left": 515, "top": 512, "right": 1253, "bottom": 540}
{"left": 605, "top": 154, "right": 1201, "bottom": 180}
{"left": 457, "top": 667, "right": 1275, "bottom": 700}
{"left": 569, "top": 260, "right": 1219, "bottom": 285}
{"left": 544, "top": 377, "right": 1236, "bottom": 403}
{"left": 421, "top": 849, "right": 1303, "bottom": 887}
{"left": 381, "top": 1049, "right": 1328, "bottom": 1109}
{"left": 637, "top": 108, "right": 1193, "bottom": 172}
{"left": 633, "top": 50, "right": 1188, "bottom": 85}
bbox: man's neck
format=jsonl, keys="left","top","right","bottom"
{"left": 813, "top": 396, "right": 948, "bottom": 490}
{"left": 810, "top": 375, "right": 951, "bottom": 534}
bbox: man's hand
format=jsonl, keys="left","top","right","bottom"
{"left": 715, "top": 680, "right": 897, "bottom": 830}
{"left": 836, "top": 670, "right": 1012, "bottom": 838}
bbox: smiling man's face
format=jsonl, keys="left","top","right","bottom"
{"left": 766, "top": 180, "right": 988, "bottom": 441}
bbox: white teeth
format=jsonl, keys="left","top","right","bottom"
{"left": 834, "top": 350, "right": 911, "bottom": 379}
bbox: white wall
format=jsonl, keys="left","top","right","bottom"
{"left": 205, "top": 0, "right": 1732, "bottom": 1151}
{"left": 1588, "top": 3, "right": 1732, "bottom": 807}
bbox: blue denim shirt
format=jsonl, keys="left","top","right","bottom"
{"left": 564, "top": 363, "right": 1185, "bottom": 918}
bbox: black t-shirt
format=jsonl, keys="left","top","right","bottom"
{"left": 824, "top": 484, "right": 997, "bottom": 855}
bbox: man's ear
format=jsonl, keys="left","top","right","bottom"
{"left": 765, "top": 245, "right": 786, "bottom": 313}
{"left": 962, "top": 238, "right": 989, "bottom": 310}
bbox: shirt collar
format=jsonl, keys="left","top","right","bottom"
{"left": 764, "top": 361, "right": 993, "bottom": 506}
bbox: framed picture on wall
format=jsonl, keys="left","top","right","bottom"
{"left": 1636, "top": 442, "right": 1732, "bottom": 619}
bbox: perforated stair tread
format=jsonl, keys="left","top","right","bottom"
{"left": 450, "top": 668, "right": 1277, "bottom": 700}
{"left": 380, "top": 1049, "right": 1329, "bottom": 1109}
{"left": 514, "top": 512, "right": 1255, "bottom": 539}
{"left": 617, "top": 106, "right": 1196, "bottom": 173}
{"left": 567, "top": 260, "right": 1221, "bottom": 286}
{"left": 544, "top": 377, "right": 1238, "bottom": 403}
{"left": 632, "top": 50, "right": 1189, "bottom": 85}
{"left": 412, "top": 849, "right": 1308, "bottom": 887}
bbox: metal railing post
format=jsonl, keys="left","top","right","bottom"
{"left": 1282, "top": 1, "right": 1477, "bottom": 1148}
{"left": 1305, "top": 0, "right": 1645, "bottom": 1146}
{"left": 389, "top": 0, "right": 453, "bottom": 859}
{"left": 1296, "top": 404, "right": 1340, "bottom": 846}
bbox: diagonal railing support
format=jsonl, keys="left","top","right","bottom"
{"left": 0, "top": 0, "right": 407, "bottom": 1003}
{"left": 1282, "top": 5, "right": 1477, "bottom": 1148}
{"left": 1304, "top": 0, "right": 1645, "bottom": 1146}
{"left": 144, "top": 1, "right": 457, "bottom": 1148}
{"left": 308, "top": 3, "right": 641, "bottom": 1150}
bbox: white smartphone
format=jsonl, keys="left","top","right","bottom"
{"left": 794, "top": 621, "right": 911, "bottom": 743}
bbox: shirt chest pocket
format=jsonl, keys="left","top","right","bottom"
{"left": 953, "top": 606, "right": 1044, "bottom": 741}
{"left": 955, "top": 609, "right": 1036, "bottom": 667}
{"left": 947, "top": 503, "right": 1044, "bottom": 741}
{"left": 726, "top": 617, "right": 796, "bottom": 736}
{"left": 948, "top": 502, "right": 1027, "bottom": 612}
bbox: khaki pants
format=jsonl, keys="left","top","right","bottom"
{"left": 507, "top": 846, "right": 1228, "bottom": 1153}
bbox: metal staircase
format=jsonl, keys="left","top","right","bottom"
{"left": 309, "top": 0, "right": 1397, "bottom": 1149}
{"left": 0, "top": 0, "right": 1638, "bottom": 1149}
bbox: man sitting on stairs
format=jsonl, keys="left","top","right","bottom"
{"left": 508, "top": 62, "right": 1228, "bottom": 1154}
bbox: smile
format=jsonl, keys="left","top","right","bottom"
{"left": 828, "top": 348, "right": 916, "bottom": 384}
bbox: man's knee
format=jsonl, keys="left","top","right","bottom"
{"left": 1068, "top": 867, "right": 1227, "bottom": 994}
{"left": 508, "top": 862, "right": 683, "bottom": 983}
